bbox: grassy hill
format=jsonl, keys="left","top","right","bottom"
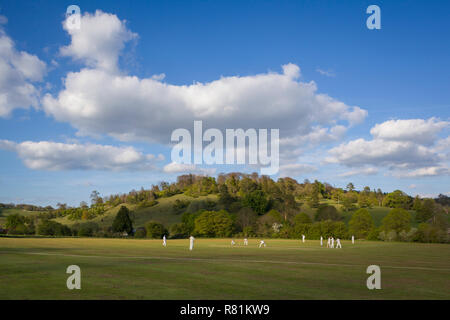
{"left": 53, "top": 194, "right": 219, "bottom": 229}
{"left": 0, "top": 208, "right": 40, "bottom": 227}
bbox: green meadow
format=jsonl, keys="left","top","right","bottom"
{"left": 0, "top": 237, "right": 449, "bottom": 300}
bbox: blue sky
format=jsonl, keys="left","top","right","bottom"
{"left": 0, "top": 0, "right": 449, "bottom": 206}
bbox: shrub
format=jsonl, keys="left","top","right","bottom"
{"left": 134, "top": 227, "right": 147, "bottom": 238}
{"left": 294, "top": 212, "right": 312, "bottom": 224}
{"left": 145, "top": 221, "right": 167, "bottom": 239}
{"left": 37, "top": 220, "right": 71, "bottom": 236}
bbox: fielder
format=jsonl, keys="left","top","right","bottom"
{"left": 327, "top": 237, "right": 331, "bottom": 248}
{"left": 259, "top": 240, "right": 266, "bottom": 248}
{"left": 352, "top": 235, "right": 355, "bottom": 244}
{"left": 302, "top": 234, "right": 305, "bottom": 243}
{"left": 163, "top": 235, "right": 167, "bottom": 247}
{"left": 330, "top": 237, "right": 335, "bottom": 248}
{"left": 189, "top": 235, "right": 195, "bottom": 251}
{"left": 336, "top": 238, "right": 342, "bottom": 248}
{"left": 320, "top": 236, "right": 323, "bottom": 247}
{"left": 244, "top": 238, "right": 248, "bottom": 246}
{"left": 231, "top": 239, "right": 236, "bottom": 246}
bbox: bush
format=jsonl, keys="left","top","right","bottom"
{"left": 37, "top": 220, "right": 71, "bottom": 236}
{"left": 145, "top": 221, "right": 167, "bottom": 239}
{"left": 74, "top": 222, "right": 99, "bottom": 237}
{"left": 134, "top": 227, "right": 147, "bottom": 238}
{"left": 381, "top": 208, "right": 411, "bottom": 233}
{"left": 170, "top": 223, "right": 190, "bottom": 238}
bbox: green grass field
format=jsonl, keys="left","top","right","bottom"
{"left": 0, "top": 237, "right": 449, "bottom": 300}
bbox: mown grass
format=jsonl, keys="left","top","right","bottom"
{"left": 0, "top": 237, "right": 448, "bottom": 300}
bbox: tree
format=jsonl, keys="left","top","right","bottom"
{"left": 381, "top": 208, "right": 411, "bottom": 233}
{"left": 112, "top": 206, "right": 133, "bottom": 234}
{"left": 315, "top": 205, "right": 341, "bottom": 221}
{"left": 145, "top": 221, "right": 167, "bottom": 238}
{"left": 193, "top": 210, "right": 234, "bottom": 237}
{"left": 382, "top": 190, "right": 412, "bottom": 209}
{"left": 348, "top": 208, "right": 374, "bottom": 239}
{"left": 294, "top": 212, "right": 312, "bottom": 224}
{"left": 415, "top": 198, "right": 435, "bottom": 223}
{"left": 236, "top": 207, "right": 258, "bottom": 231}
{"left": 242, "top": 190, "right": 269, "bottom": 215}
{"left": 346, "top": 183, "right": 355, "bottom": 192}
{"left": 170, "top": 223, "right": 190, "bottom": 238}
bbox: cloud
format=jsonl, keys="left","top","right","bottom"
{"left": 0, "top": 25, "right": 47, "bottom": 117}
{"left": 60, "top": 10, "right": 137, "bottom": 73}
{"left": 338, "top": 167, "right": 378, "bottom": 178}
{"left": 163, "top": 162, "right": 216, "bottom": 175}
{"left": 43, "top": 11, "right": 367, "bottom": 154}
{"left": 316, "top": 68, "right": 335, "bottom": 77}
{"left": 326, "top": 118, "right": 450, "bottom": 177}
{"left": 0, "top": 139, "right": 162, "bottom": 171}
{"left": 279, "top": 163, "right": 317, "bottom": 178}
{"left": 393, "top": 166, "right": 450, "bottom": 178}
{"left": 370, "top": 118, "right": 449, "bottom": 145}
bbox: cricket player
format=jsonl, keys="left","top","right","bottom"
{"left": 259, "top": 240, "right": 266, "bottom": 248}
{"left": 231, "top": 239, "right": 235, "bottom": 246}
{"left": 302, "top": 234, "right": 305, "bottom": 243}
{"left": 327, "top": 237, "right": 331, "bottom": 248}
{"left": 189, "top": 235, "right": 195, "bottom": 251}
{"left": 163, "top": 235, "right": 167, "bottom": 247}
{"left": 352, "top": 235, "right": 355, "bottom": 244}
{"left": 244, "top": 238, "right": 248, "bottom": 246}
{"left": 320, "top": 236, "right": 323, "bottom": 247}
{"left": 331, "top": 237, "right": 335, "bottom": 248}
{"left": 336, "top": 238, "right": 342, "bottom": 248}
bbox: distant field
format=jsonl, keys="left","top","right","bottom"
{"left": 0, "top": 208, "right": 40, "bottom": 226}
{"left": 0, "top": 237, "right": 449, "bottom": 299}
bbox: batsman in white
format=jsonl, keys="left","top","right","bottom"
{"left": 163, "top": 235, "right": 167, "bottom": 247}
{"left": 320, "top": 236, "right": 323, "bottom": 247}
{"left": 189, "top": 235, "right": 195, "bottom": 251}
{"left": 244, "top": 238, "right": 248, "bottom": 246}
{"left": 259, "top": 240, "right": 266, "bottom": 248}
{"left": 302, "top": 234, "right": 305, "bottom": 243}
{"left": 336, "top": 238, "right": 342, "bottom": 248}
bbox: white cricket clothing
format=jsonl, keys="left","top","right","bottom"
{"left": 327, "top": 237, "right": 331, "bottom": 248}
{"left": 320, "top": 236, "right": 323, "bottom": 247}
{"left": 259, "top": 240, "right": 266, "bottom": 248}
{"left": 244, "top": 238, "right": 248, "bottom": 246}
{"left": 231, "top": 240, "right": 235, "bottom": 246}
{"left": 189, "top": 236, "right": 195, "bottom": 251}
{"left": 336, "top": 238, "right": 342, "bottom": 248}
{"left": 352, "top": 235, "right": 355, "bottom": 244}
{"left": 302, "top": 235, "right": 305, "bottom": 243}
{"left": 163, "top": 235, "right": 167, "bottom": 247}
{"left": 331, "top": 237, "right": 335, "bottom": 248}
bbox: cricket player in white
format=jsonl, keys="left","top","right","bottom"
{"left": 302, "top": 234, "right": 305, "bottom": 243}
{"left": 259, "top": 240, "right": 266, "bottom": 248}
{"left": 352, "top": 235, "right": 355, "bottom": 244}
{"left": 331, "top": 237, "right": 335, "bottom": 248}
{"left": 231, "top": 239, "right": 235, "bottom": 246}
{"left": 320, "top": 236, "right": 323, "bottom": 247}
{"left": 189, "top": 235, "right": 195, "bottom": 251}
{"left": 327, "top": 237, "right": 331, "bottom": 248}
{"left": 336, "top": 238, "right": 342, "bottom": 248}
{"left": 244, "top": 238, "right": 248, "bottom": 246}
{"left": 163, "top": 235, "right": 167, "bottom": 247}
